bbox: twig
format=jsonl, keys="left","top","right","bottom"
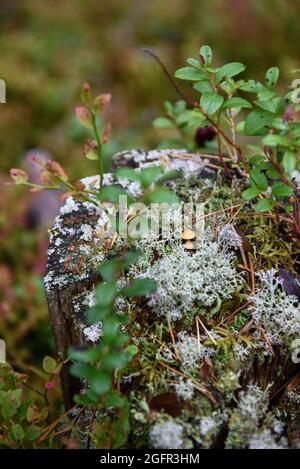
{"left": 195, "top": 316, "right": 201, "bottom": 354}
{"left": 154, "top": 338, "right": 178, "bottom": 361}
{"left": 166, "top": 318, "right": 181, "bottom": 361}
{"left": 178, "top": 152, "right": 231, "bottom": 162}
{"left": 247, "top": 253, "right": 255, "bottom": 293}
{"left": 142, "top": 48, "right": 193, "bottom": 105}
{"left": 38, "top": 405, "right": 79, "bottom": 441}
{"left": 158, "top": 361, "right": 217, "bottom": 403}
{"left": 217, "top": 302, "right": 251, "bottom": 326}
{"left": 226, "top": 110, "right": 239, "bottom": 164}
{"left": 239, "top": 318, "right": 254, "bottom": 334}
{"left": 196, "top": 316, "right": 217, "bottom": 345}
{"left": 239, "top": 244, "right": 250, "bottom": 286}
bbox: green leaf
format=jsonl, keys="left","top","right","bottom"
{"left": 152, "top": 117, "right": 174, "bottom": 128}
{"left": 92, "top": 371, "right": 112, "bottom": 395}
{"left": 143, "top": 187, "right": 179, "bottom": 205}
{"left": 271, "top": 182, "right": 294, "bottom": 200}
{"left": 263, "top": 135, "right": 289, "bottom": 147}
{"left": 102, "top": 351, "right": 128, "bottom": 369}
{"left": 216, "top": 62, "right": 246, "bottom": 83}
{"left": 257, "top": 88, "right": 277, "bottom": 101}
{"left": 42, "top": 356, "right": 61, "bottom": 374}
{"left": 0, "top": 389, "right": 22, "bottom": 420}
{"left": 87, "top": 305, "right": 111, "bottom": 324}
{"left": 242, "top": 187, "right": 262, "bottom": 200}
{"left": 174, "top": 100, "right": 186, "bottom": 113}
{"left": 99, "top": 258, "right": 121, "bottom": 283}
{"left": 222, "top": 97, "right": 252, "bottom": 110}
{"left": 124, "top": 344, "right": 139, "bottom": 359}
{"left": 255, "top": 198, "right": 276, "bottom": 212}
{"left": 139, "top": 166, "right": 164, "bottom": 189}
{"left": 98, "top": 185, "right": 133, "bottom": 204}
{"left": 24, "top": 425, "right": 41, "bottom": 442}
{"left": 200, "top": 92, "right": 224, "bottom": 115}
{"left": 95, "top": 282, "right": 117, "bottom": 307}
{"left": 199, "top": 45, "right": 212, "bottom": 65}
{"left": 10, "top": 424, "right": 24, "bottom": 442}
{"left": 98, "top": 250, "right": 143, "bottom": 283}
{"left": 121, "top": 250, "right": 143, "bottom": 269}
{"left": 68, "top": 347, "right": 102, "bottom": 363}
{"left": 116, "top": 167, "right": 141, "bottom": 182}
{"left": 193, "top": 81, "right": 213, "bottom": 93}
{"left": 186, "top": 58, "right": 203, "bottom": 69}
{"left": 106, "top": 392, "right": 126, "bottom": 408}
{"left": 70, "top": 363, "right": 100, "bottom": 381}
{"left": 121, "top": 278, "right": 156, "bottom": 297}
{"left": 239, "top": 79, "right": 264, "bottom": 93}
{"left": 156, "top": 169, "right": 180, "bottom": 184}
{"left": 283, "top": 151, "right": 296, "bottom": 174}
{"left": 250, "top": 169, "right": 268, "bottom": 191}
{"left": 244, "top": 109, "right": 273, "bottom": 135}
{"left": 266, "top": 67, "right": 280, "bottom": 89}
{"left": 102, "top": 319, "right": 125, "bottom": 343}
{"left": 175, "top": 67, "right": 207, "bottom": 81}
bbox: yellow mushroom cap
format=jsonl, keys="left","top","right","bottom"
{"left": 181, "top": 229, "right": 196, "bottom": 240}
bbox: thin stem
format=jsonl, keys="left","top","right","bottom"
{"left": 90, "top": 110, "right": 104, "bottom": 194}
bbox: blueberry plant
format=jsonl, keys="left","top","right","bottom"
{"left": 0, "top": 358, "right": 62, "bottom": 448}
{"left": 153, "top": 45, "right": 300, "bottom": 238}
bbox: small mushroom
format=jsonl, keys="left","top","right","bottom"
{"left": 185, "top": 240, "right": 195, "bottom": 250}
{"left": 181, "top": 229, "right": 196, "bottom": 240}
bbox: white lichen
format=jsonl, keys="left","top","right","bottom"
{"left": 140, "top": 241, "right": 241, "bottom": 321}
{"left": 172, "top": 377, "right": 194, "bottom": 401}
{"left": 149, "top": 420, "right": 184, "bottom": 449}
{"left": 250, "top": 269, "right": 300, "bottom": 345}
{"left": 199, "top": 416, "right": 217, "bottom": 436}
{"left": 175, "top": 331, "right": 215, "bottom": 371}
{"left": 83, "top": 322, "right": 102, "bottom": 344}
{"left": 219, "top": 224, "right": 242, "bottom": 250}
{"left": 80, "top": 224, "right": 93, "bottom": 241}
{"left": 60, "top": 197, "right": 80, "bottom": 215}
{"left": 249, "top": 429, "right": 287, "bottom": 449}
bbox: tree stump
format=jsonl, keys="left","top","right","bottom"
{"left": 45, "top": 149, "right": 300, "bottom": 448}
{"left": 44, "top": 149, "right": 211, "bottom": 409}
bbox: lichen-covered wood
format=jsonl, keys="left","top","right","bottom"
{"left": 45, "top": 149, "right": 300, "bottom": 448}
{"left": 45, "top": 149, "right": 211, "bottom": 408}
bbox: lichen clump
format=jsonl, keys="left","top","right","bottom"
{"left": 251, "top": 269, "right": 300, "bottom": 346}
{"left": 141, "top": 241, "right": 242, "bottom": 321}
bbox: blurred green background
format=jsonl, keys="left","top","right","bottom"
{"left": 1, "top": 0, "right": 300, "bottom": 368}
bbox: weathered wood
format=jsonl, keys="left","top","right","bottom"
{"left": 45, "top": 149, "right": 211, "bottom": 407}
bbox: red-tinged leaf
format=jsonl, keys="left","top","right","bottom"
{"left": 200, "top": 356, "right": 214, "bottom": 380}
{"left": 102, "top": 122, "right": 112, "bottom": 144}
{"left": 84, "top": 138, "right": 98, "bottom": 160}
{"left": 75, "top": 106, "right": 92, "bottom": 128}
{"left": 10, "top": 169, "right": 28, "bottom": 185}
{"left": 80, "top": 82, "right": 92, "bottom": 106}
{"left": 93, "top": 93, "right": 112, "bottom": 113}
{"left": 44, "top": 381, "right": 57, "bottom": 390}
{"left": 149, "top": 392, "right": 182, "bottom": 417}
{"left": 45, "top": 161, "right": 68, "bottom": 180}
